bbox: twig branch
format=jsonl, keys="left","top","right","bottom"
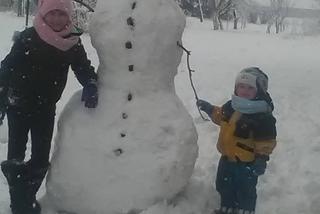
{"left": 177, "top": 41, "right": 209, "bottom": 121}
{"left": 73, "top": 0, "right": 95, "bottom": 12}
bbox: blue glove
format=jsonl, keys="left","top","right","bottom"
{"left": 196, "top": 99, "right": 213, "bottom": 116}
{"left": 81, "top": 83, "right": 98, "bottom": 108}
{"left": 251, "top": 154, "right": 269, "bottom": 176}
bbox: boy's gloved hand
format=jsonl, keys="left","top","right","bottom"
{"left": 196, "top": 99, "right": 213, "bottom": 115}
{"left": 251, "top": 154, "right": 269, "bottom": 176}
{"left": 81, "top": 82, "right": 98, "bottom": 108}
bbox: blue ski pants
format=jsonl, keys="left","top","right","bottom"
{"left": 216, "top": 156, "right": 258, "bottom": 212}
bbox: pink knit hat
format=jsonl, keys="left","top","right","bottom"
{"left": 33, "top": 0, "right": 79, "bottom": 51}
{"left": 38, "top": 0, "right": 73, "bottom": 19}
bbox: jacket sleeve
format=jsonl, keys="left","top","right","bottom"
{"left": 211, "top": 101, "right": 233, "bottom": 126}
{"left": 0, "top": 36, "right": 25, "bottom": 106}
{"left": 210, "top": 106, "right": 223, "bottom": 125}
{"left": 0, "top": 36, "right": 25, "bottom": 88}
{"left": 253, "top": 114, "right": 277, "bottom": 155}
{"left": 70, "top": 38, "right": 97, "bottom": 87}
{"left": 254, "top": 139, "right": 277, "bottom": 155}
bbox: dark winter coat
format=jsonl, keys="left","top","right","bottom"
{"left": 0, "top": 27, "right": 97, "bottom": 112}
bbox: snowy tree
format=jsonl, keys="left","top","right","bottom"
{"left": 0, "top": 0, "right": 38, "bottom": 17}
{"left": 176, "top": 0, "right": 270, "bottom": 30}
{"left": 232, "top": 0, "right": 253, "bottom": 29}
{"left": 0, "top": 0, "right": 14, "bottom": 9}
{"left": 72, "top": 0, "right": 96, "bottom": 32}
{"left": 16, "top": 0, "right": 23, "bottom": 16}
{"left": 176, "top": 0, "right": 206, "bottom": 21}
{"left": 207, "top": 0, "right": 253, "bottom": 30}
{"left": 209, "top": 0, "right": 233, "bottom": 30}
{"left": 176, "top": 0, "right": 246, "bottom": 28}
{"left": 175, "top": 0, "right": 193, "bottom": 15}
{"left": 266, "top": 0, "right": 291, "bottom": 34}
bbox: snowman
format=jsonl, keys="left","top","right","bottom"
{"left": 42, "top": 0, "right": 198, "bottom": 213}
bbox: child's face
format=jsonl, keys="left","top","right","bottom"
{"left": 44, "top": 10, "right": 69, "bottom": 32}
{"left": 235, "top": 83, "right": 257, "bottom": 99}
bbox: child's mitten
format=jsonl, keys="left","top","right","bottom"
{"left": 196, "top": 99, "right": 213, "bottom": 116}
{"left": 251, "top": 154, "right": 269, "bottom": 176}
{"left": 81, "top": 82, "right": 98, "bottom": 108}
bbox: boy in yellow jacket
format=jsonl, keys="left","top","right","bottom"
{"left": 197, "top": 67, "right": 277, "bottom": 214}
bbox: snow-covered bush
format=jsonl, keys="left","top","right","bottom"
{"left": 301, "top": 19, "right": 320, "bottom": 36}
{"left": 286, "top": 18, "right": 320, "bottom": 36}
{"left": 72, "top": 0, "right": 96, "bottom": 32}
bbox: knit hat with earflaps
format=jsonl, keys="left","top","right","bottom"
{"left": 33, "top": 0, "right": 79, "bottom": 51}
{"left": 235, "top": 67, "right": 268, "bottom": 93}
{"left": 38, "top": 0, "right": 73, "bottom": 19}
{"left": 235, "top": 67, "right": 274, "bottom": 110}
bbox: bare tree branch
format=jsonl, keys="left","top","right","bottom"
{"left": 73, "top": 0, "right": 94, "bottom": 12}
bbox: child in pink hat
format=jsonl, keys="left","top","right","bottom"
{"left": 0, "top": 0, "right": 98, "bottom": 213}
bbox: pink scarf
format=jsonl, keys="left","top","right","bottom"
{"left": 33, "top": 0, "right": 79, "bottom": 51}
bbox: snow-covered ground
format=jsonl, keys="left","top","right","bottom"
{"left": 1, "top": 11, "right": 320, "bottom": 214}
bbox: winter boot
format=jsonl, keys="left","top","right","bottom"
{"left": 1, "top": 159, "right": 29, "bottom": 213}
{"left": 214, "top": 207, "right": 238, "bottom": 214}
{"left": 237, "top": 209, "right": 255, "bottom": 214}
{"left": 1, "top": 160, "right": 45, "bottom": 214}
{"left": 11, "top": 201, "right": 41, "bottom": 214}
{"left": 27, "top": 163, "right": 49, "bottom": 194}
{"left": 23, "top": 162, "right": 49, "bottom": 214}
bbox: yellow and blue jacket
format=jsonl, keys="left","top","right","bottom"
{"left": 210, "top": 101, "right": 277, "bottom": 162}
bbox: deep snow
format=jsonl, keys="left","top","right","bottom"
{"left": 1, "top": 10, "right": 320, "bottom": 214}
